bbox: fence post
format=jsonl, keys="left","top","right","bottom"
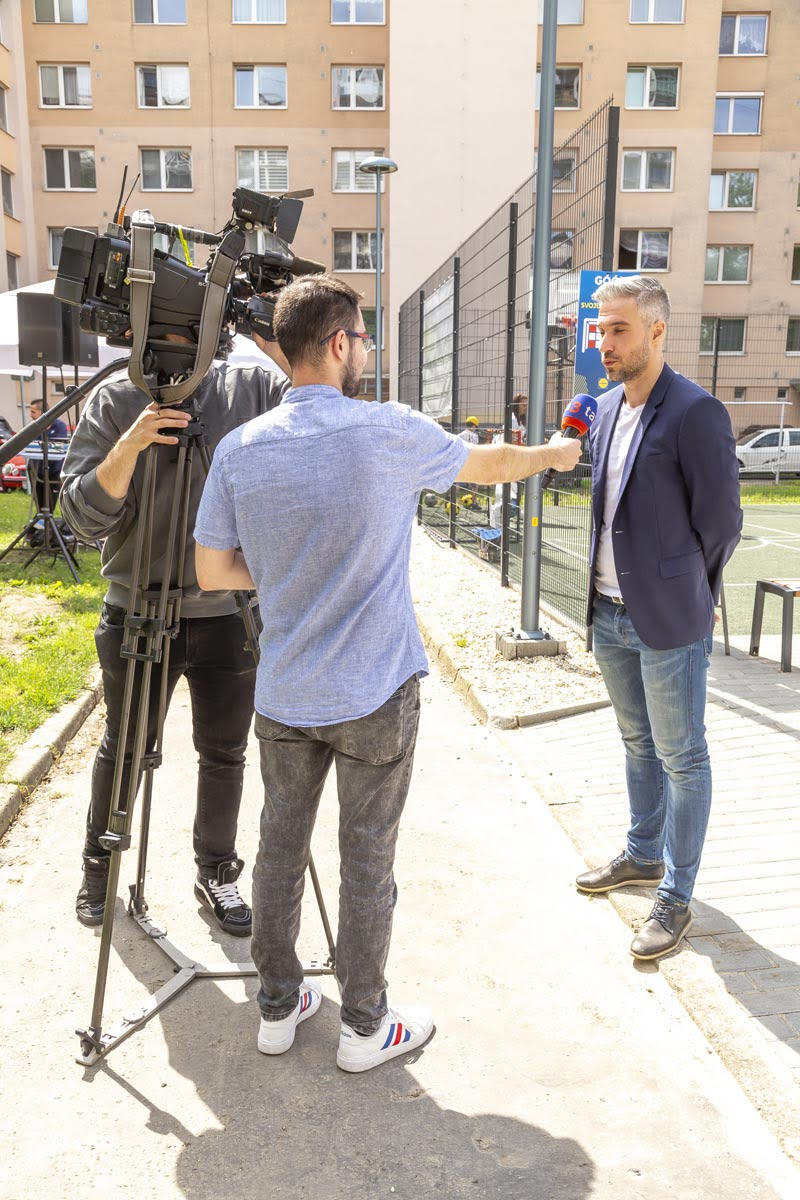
{"left": 776, "top": 396, "right": 786, "bottom": 484}
{"left": 416, "top": 288, "right": 425, "bottom": 525}
{"left": 601, "top": 105, "right": 620, "bottom": 271}
{"left": 448, "top": 257, "right": 461, "bottom": 549}
{"left": 501, "top": 203, "right": 519, "bottom": 587}
{"left": 711, "top": 316, "right": 721, "bottom": 398}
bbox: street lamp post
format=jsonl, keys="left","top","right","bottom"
{"left": 357, "top": 155, "right": 397, "bottom": 403}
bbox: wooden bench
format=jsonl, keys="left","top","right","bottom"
{"left": 749, "top": 579, "right": 800, "bottom": 673}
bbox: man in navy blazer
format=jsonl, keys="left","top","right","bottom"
{"left": 575, "top": 275, "right": 742, "bottom": 960}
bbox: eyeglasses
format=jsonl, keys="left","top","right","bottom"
{"left": 319, "top": 328, "right": 375, "bottom": 353}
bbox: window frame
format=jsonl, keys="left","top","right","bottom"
{"left": 550, "top": 230, "right": 575, "bottom": 270}
{"left": 714, "top": 93, "right": 763, "bottom": 135}
{"left": 234, "top": 65, "right": 289, "bottom": 110}
{"left": 331, "top": 0, "right": 386, "bottom": 25}
{"left": 791, "top": 246, "right": 800, "bottom": 284}
{"left": 232, "top": 0, "right": 287, "bottom": 22}
{"left": 785, "top": 318, "right": 800, "bottom": 355}
{"left": 536, "top": 0, "right": 584, "bottom": 24}
{"left": 332, "top": 229, "right": 385, "bottom": 273}
{"left": 361, "top": 305, "right": 384, "bottom": 350}
{"left": 39, "top": 63, "right": 92, "bottom": 109}
{"left": 6, "top": 252, "right": 18, "bottom": 290}
{"left": 332, "top": 149, "right": 385, "bottom": 193}
{"left": 236, "top": 147, "right": 290, "bottom": 193}
{"left": 699, "top": 316, "right": 747, "bottom": 355}
{"left": 1, "top": 167, "right": 13, "bottom": 217}
{"left": 43, "top": 146, "right": 97, "bottom": 191}
{"left": 625, "top": 64, "right": 680, "bottom": 110}
{"left": 34, "top": 0, "right": 89, "bottom": 23}
{"left": 0, "top": 85, "right": 7, "bottom": 133}
{"left": 535, "top": 64, "right": 581, "bottom": 111}
{"left": 48, "top": 224, "right": 97, "bottom": 270}
{"left": 139, "top": 147, "right": 194, "bottom": 192}
{"left": 618, "top": 228, "right": 671, "bottom": 272}
{"left": 133, "top": 0, "right": 187, "bottom": 24}
{"left": 331, "top": 65, "right": 386, "bottom": 111}
{"left": 553, "top": 150, "right": 578, "bottom": 192}
{"left": 704, "top": 243, "right": 752, "bottom": 284}
{"left": 629, "top": 0, "right": 684, "bottom": 22}
{"left": 719, "top": 12, "right": 768, "bottom": 56}
{"left": 620, "top": 148, "right": 675, "bottom": 192}
{"left": 708, "top": 169, "right": 757, "bottom": 211}
{"left": 136, "top": 64, "right": 191, "bottom": 110}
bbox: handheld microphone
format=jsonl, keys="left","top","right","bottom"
{"left": 541, "top": 393, "right": 598, "bottom": 489}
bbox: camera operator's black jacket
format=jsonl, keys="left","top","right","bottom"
{"left": 60, "top": 362, "right": 289, "bottom": 616}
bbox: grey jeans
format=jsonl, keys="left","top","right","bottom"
{"left": 252, "top": 675, "right": 420, "bottom": 1035}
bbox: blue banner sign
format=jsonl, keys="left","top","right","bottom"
{"left": 574, "top": 269, "right": 638, "bottom": 397}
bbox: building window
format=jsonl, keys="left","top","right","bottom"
{"left": 719, "top": 13, "right": 768, "bottom": 56}
{"left": 536, "top": 66, "right": 581, "bottom": 110}
{"left": 333, "top": 230, "right": 384, "bottom": 272}
{"left": 550, "top": 231, "right": 574, "bottom": 270}
{"left": 1, "top": 168, "right": 12, "bottom": 216}
{"left": 332, "top": 0, "right": 385, "bottom": 22}
{"left": 625, "top": 65, "right": 679, "bottom": 109}
{"left": 237, "top": 148, "right": 289, "bottom": 192}
{"left": 792, "top": 246, "right": 800, "bottom": 283}
{"left": 714, "top": 94, "right": 762, "bottom": 134}
{"left": 700, "top": 316, "right": 746, "bottom": 354}
{"left": 233, "top": 0, "right": 286, "bottom": 20}
{"left": 49, "top": 225, "right": 97, "bottom": 269}
{"left": 537, "top": 0, "right": 583, "bottom": 22}
{"left": 44, "top": 147, "right": 96, "bottom": 190}
{"left": 6, "top": 252, "right": 18, "bottom": 289}
{"left": 778, "top": 387, "right": 788, "bottom": 401}
{"left": 39, "top": 64, "right": 92, "bottom": 108}
{"left": 140, "top": 148, "right": 192, "bottom": 191}
{"left": 553, "top": 152, "right": 577, "bottom": 192}
{"left": 704, "top": 244, "right": 751, "bottom": 283}
{"left": 362, "top": 306, "right": 384, "bottom": 349}
{"left": 709, "top": 170, "right": 756, "bottom": 210}
{"left": 331, "top": 66, "right": 384, "bottom": 110}
{"left": 137, "top": 65, "right": 190, "bottom": 109}
{"left": 621, "top": 148, "right": 674, "bottom": 191}
{"left": 134, "top": 0, "right": 187, "bottom": 22}
{"left": 733, "top": 386, "right": 747, "bottom": 401}
{"left": 630, "top": 0, "right": 683, "bottom": 20}
{"left": 787, "top": 319, "right": 800, "bottom": 354}
{"left": 618, "top": 229, "right": 670, "bottom": 271}
{"left": 0, "top": 86, "right": 7, "bottom": 133}
{"left": 234, "top": 65, "right": 288, "bottom": 109}
{"left": 34, "top": 0, "right": 88, "bottom": 21}
{"left": 333, "top": 149, "right": 384, "bottom": 192}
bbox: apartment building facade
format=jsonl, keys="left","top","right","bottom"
{"left": 390, "top": 0, "right": 800, "bottom": 413}
{"left": 13, "top": 0, "right": 389, "bottom": 400}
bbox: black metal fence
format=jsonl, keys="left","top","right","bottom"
{"left": 398, "top": 99, "right": 620, "bottom": 632}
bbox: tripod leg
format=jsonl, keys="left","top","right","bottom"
{"left": 307, "top": 854, "right": 336, "bottom": 968}
{"left": 44, "top": 511, "right": 81, "bottom": 583}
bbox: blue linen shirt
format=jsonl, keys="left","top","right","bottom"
{"left": 194, "top": 385, "right": 469, "bottom": 725}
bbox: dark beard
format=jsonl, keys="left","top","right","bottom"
{"left": 341, "top": 354, "right": 363, "bottom": 398}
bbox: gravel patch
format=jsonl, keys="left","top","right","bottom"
{"left": 409, "top": 524, "right": 608, "bottom": 725}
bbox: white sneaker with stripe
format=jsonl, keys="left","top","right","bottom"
{"left": 257, "top": 979, "right": 322, "bottom": 1055}
{"left": 336, "top": 1004, "right": 434, "bottom": 1073}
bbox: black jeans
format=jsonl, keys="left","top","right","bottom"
{"left": 252, "top": 675, "right": 420, "bottom": 1034}
{"left": 85, "top": 603, "right": 257, "bottom": 872}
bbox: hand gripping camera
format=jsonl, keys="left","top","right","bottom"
{"left": 54, "top": 185, "right": 324, "bottom": 404}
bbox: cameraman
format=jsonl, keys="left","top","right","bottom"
{"left": 60, "top": 333, "right": 291, "bottom": 935}
{"left": 194, "top": 274, "right": 581, "bottom": 1070}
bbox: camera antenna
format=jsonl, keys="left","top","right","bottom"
{"left": 114, "top": 166, "right": 128, "bottom": 225}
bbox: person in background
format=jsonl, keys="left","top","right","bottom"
{"left": 457, "top": 415, "right": 481, "bottom": 444}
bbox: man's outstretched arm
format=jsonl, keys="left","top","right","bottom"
{"left": 455, "top": 432, "right": 582, "bottom": 484}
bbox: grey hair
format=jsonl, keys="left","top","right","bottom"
{"left": 592, "top": 275, "right": 671, "bottom": 325}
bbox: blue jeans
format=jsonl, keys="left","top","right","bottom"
{"left": 591, "top": 594, "right": 712, "bottom": 907}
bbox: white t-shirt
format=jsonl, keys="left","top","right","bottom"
{"left": 594, "top": 400, "right": 644, "bottom": 598}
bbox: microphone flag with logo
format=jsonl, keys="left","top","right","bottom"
{"left": 541, "top": 393, "right": 598, "bottom": 489}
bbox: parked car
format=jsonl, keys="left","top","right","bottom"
{"left": 735, "top": 427, "right": 800, "bottom": 476}
{"left": 0, "top": 421, "right": 27, "bottom": 492}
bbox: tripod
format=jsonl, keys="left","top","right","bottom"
{"left": 0, "top": 365, "right": 81, "bottom": 582}
{"left": 76, "top": 400, "right": 335, "bottom": 1067}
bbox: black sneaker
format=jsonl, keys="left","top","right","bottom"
{"left": 194, "top": 857, "right": 252, "bottom": 937}
{"left": 75, "top": 855, "right": 110, "bottom": 926}
{"left": 576, "top": 851, "right": 664, "bottom": 893}
{"left": 630, "top": 898, "right": 692, "bottom": 961}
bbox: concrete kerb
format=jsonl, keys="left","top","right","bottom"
{"left": 415, "top": 611, "right": 612, "bottom": 730}
{"left": 0, "top": 667, "right": 104, "bottom": 840}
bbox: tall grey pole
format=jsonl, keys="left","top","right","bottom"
{"left": 519, "top": 0, "right": 558, "bottom": 636}
{"left": 358, "top": 156, "right": 398, "bottom": 403}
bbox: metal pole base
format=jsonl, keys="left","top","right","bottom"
{"left": 75, "top": 903, "right": 335, "bottom": 1067}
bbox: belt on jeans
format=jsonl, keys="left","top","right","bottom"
{"left": 595, "top": 590, "right": 625, "bottom": 606}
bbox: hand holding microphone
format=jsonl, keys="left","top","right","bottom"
{"left": 542, "top": 393, "right": 598, "bottom": 488}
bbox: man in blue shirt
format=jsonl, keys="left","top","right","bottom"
{"left": 194, "top": 274, "right": 581, "bottom": 1072}
{"left": 27, "top": 398, "right": 69, "bottom": 510}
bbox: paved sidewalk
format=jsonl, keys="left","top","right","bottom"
{"left": 1, "top": 667, "right": 798, "bottom": 1197}
{"left": 499, "top": 632, "right": 800, "bottom": 1151}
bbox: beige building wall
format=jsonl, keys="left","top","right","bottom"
{"left": 390, "top": 0, "right": 800, "bottom": 402}
{"left": 19, "top": 0, "right": 389, "bottom": 393}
